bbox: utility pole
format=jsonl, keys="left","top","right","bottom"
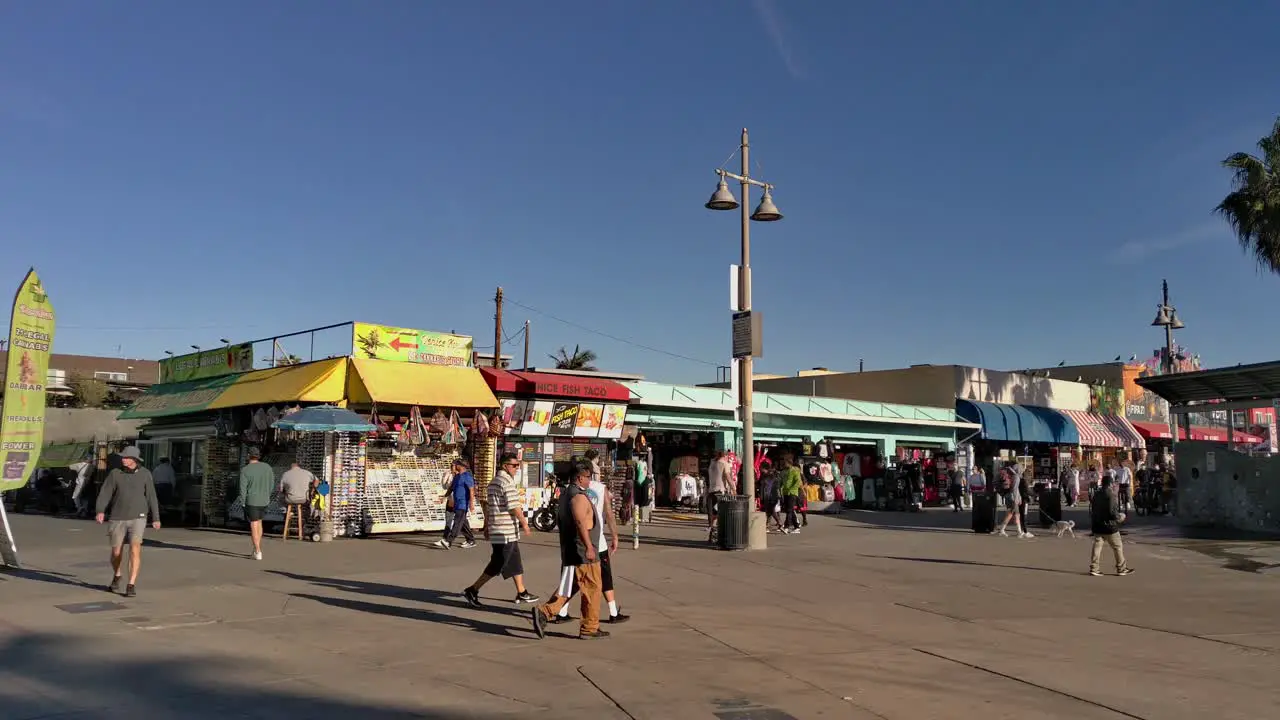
{"left": 523, "top": 320, "right": 530, "bottom": 371}
{"left": 493, "top": 287, "right": 504, "bottom": 368}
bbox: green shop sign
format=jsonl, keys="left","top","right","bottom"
{"left": 118, "top": 374, "right": 242, "bottom": 419}
{"left": 159, "top": 344, "right": 254, "bottom": 384}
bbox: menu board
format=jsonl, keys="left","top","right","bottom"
{"left": 599, "top": 404, "right": 626, "bottom": 439}
{"left": 548, "top": 403, "right": 579, "bottom": 436}
{"left": 520, "top": 400, "right": 553, "bottom": 435}
{"left": 575, "top": 403, "right": 604, "bottom": 438}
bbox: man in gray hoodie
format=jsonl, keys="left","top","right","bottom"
{"left": 95, "top": 446, "right": 160, "bottom": 597}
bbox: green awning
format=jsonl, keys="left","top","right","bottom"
{"left": 117, "top": 374, "right": 242, "bottom": 419}
{"left": 37, "top": 442, "right": 94, "bottom": 468}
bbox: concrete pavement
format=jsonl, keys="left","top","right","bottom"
{"left": 1, "top": 505, "right": 1277, "bottom": 719}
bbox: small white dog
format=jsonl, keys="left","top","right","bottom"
{"left": 1051, "top": 520, "right": 1076, "bottom": 538}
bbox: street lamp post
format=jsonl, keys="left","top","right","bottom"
{"left": 705, "top": 128, "right": 783, "bottom": 550}
{"left": 1150, "top": 279, "right": 1186, "bottom": 444}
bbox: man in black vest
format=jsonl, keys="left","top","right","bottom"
{"left": 531, "top": 463, "right": 608, "bottom": 640}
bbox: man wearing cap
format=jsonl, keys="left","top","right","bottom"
{"left": 95, "top": 446, "right": 160, "bottom": 597}
{"left": 434, "top": 458, "right": 477, "bottom": 549}
{"left": 240, "top": 448, "right": 275, "bottom": 560}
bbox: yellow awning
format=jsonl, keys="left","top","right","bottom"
{"left": 347, "top": 358, "right": 499, "bottom": 408}
{"left": 208, "top": 357, "right": 348, "bottom": 410}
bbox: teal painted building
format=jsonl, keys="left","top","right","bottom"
{"left": 622, "top": 380, "right": 975, "bottom": 457}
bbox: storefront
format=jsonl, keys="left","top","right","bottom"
{"left": 956, "top": 399, "right": 1080, "bottom": 482}
{"left": 480, "top": 368, "right": 631, "bottom": 508}
{"left": 120, "top": 355, "right": 500, "bottom": 535}
{"left": 624, "top": 381, "right": 975, "bottom": 508}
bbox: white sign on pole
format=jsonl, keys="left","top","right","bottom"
{"left": 730, "top": 265, "right": 739, "bottom": 311}
{"left": 731, "top": 358, "right": 740, "bottom": 422}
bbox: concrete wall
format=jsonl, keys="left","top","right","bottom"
{"left": 44, "top": 408, "right": 141, "bottom": 444}
{"left": 1175, "top": 441, "right": 1280, "bottom": 533}
{"left": 752, "top": 366, "right": 957, "bottom": 408}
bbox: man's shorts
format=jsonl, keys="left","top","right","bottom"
{"left": 245, "top": 505, "right": 267, "bottom": 522}
{"left": 108, "top": 518, "right": 147, "bottom": 547}
{"left": 483, "top": 542, "right": 524, "bottom": 580}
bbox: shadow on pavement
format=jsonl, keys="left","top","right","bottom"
{"left": 0, "top": 566, "right": 94, "bottom": 588}
{"left": 0, "top": 630, "right": 510, "bottom": 719}
{"left": 858, "top": 554, "right": 1083, "bottom": 575}
{"left": 143, "top": 538, "right": 249, "bottom": 559}
{"left": 273, "top": 570, "right": 529, "bottom": 638}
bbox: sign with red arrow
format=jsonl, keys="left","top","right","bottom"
{"left": 353, "top": 322, "right": 473, "bottom": 367}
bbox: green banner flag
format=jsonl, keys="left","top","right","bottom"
{"left": 1, "top": 269, "right": 56, "bottom": 492}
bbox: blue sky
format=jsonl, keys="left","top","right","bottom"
{"left": 4, "top": 1, "right": 1280, "bottom": 384}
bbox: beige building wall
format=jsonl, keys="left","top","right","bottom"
{"left": 752, "top": 365, "right": 957, "bottom": 407}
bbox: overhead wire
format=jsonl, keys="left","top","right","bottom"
{"left": 504, "top": 297, "right": 718, "bottom": 367}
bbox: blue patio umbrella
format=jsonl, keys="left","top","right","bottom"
{"left": 271, "top": 405, "right": 376, "bottom": 433}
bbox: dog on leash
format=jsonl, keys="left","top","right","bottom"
{"left": 1051, "top": 520, "right": 1076, "bottom": 538}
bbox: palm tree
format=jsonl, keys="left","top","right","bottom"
{"left": 1216, "top": 116, "right": 1280, "bottom": 273}
{"left": 549, "top": 345, "right": 598, "bottom": 371}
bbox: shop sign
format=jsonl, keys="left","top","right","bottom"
{"left": 353, "top": 322, "right": 473, "bottom": 367}
{"left": 1, "top": 269, "right": 55, "bottom": 493}
{"left": 598, "top": 404, "right": 626, "bottom": 440}
{"left": 548, "top": 403, "right": 579, "bottom": 436}
{"left": 574, "top": 404, "right": 603, "bottom": 438}
{"left": 125, "top": 375, "right": 239, "bottom": 417}
{"left": 531, "top": 377, "right": 623, "bottom": 401}
{"left": 159, "top": 344, "right": 253, "bottom": 384}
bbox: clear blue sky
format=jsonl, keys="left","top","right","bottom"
{"left": 4, "top": 1, "right": 1280, "bottom": 384}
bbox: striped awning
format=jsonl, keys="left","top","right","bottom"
{"left": 1060, "top": 410, "right": 1144, "bottom": 448}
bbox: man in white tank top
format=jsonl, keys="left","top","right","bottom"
{"left": 553, "top": 474, "right": 631, "bottom": 625}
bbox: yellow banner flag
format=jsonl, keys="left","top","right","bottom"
{"left": 1, "top": 269, "right": 55, "bottom": 492}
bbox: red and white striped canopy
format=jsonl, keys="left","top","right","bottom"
{"left": 1061, "top": 410, "right": 1145, "bottom": 448}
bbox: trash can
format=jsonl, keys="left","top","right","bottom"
{"left": 971, "top": 494, "right": 995, "bottom": 534}
{"left": 1038, "top": 488, "right": 1063, "bottom": 528}
{"left": 717, "top": 495, "right": 749, "bottom": 551}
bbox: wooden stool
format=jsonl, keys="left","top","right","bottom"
{"left": 281, "top": 504, "right": 305, "bottom": 541}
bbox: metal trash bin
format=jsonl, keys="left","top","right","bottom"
{"left": 1038, "top": 488, "right": 1063, "bottom": 528}
{"left": 717, "top": 495, "right": 749, "bottom": 551}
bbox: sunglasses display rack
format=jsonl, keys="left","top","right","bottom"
{"left": 606, "top": 463, "right": 633, "bottom": 522}
{"left": 471, "top": 435, "right": 497, "bottom": 495}
{"left": 362, "top": 446, "right": 463, "bottom": 534}
{"left": 329, "top": 432, "right": 368, "bottom": 537}
{"left": 200, "top": 436, "right": 242, "bottom": 527}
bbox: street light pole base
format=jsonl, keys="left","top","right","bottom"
{"left": 747, "top": 511, "right": 768, "bottom": 550}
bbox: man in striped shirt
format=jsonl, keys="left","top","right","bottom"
{"left": 463, "top": 453, "right": 540, "bottom": 607}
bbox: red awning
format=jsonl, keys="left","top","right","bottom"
{"left": 1131, "top": 421, "right": 1263, "bottom": 444}
{"left": 479, "top": 368, "right": 631, "bottom": 403}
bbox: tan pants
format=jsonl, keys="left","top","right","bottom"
{"left": 539, "top": 562, "right": 602, "bottom": 634}
{"left": 1090, "top": 532, "right": 1128, "bottom": 573}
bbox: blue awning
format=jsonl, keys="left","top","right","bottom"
{"left": 956, "top": 400, "right": 1079, "bottom": 444}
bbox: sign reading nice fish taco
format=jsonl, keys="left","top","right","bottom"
{"left": 353, "top": 322, "right": 473, "bottom": 367}
{"left": 1, "top": 269, "right": 55, "bottom": 492}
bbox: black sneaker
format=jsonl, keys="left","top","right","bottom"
{"left": 463, "top": 587, "right": 482, "bottom": 608}
{"left": 108, "top": 575, "right": 122, "bottom": 593}
{"left": 531, "top": 607, "right": 546, "bottom": 640}
{"left": 579, "top": 629, "right": 611, "bottom": 640}
{"left": 1117, "top": 568, "right": 1134, "bottom": 576}
{"left": 125, "top": 584, "right": 137, "bottom": 598}
{"left": 605, "top": 612, "right": 631, "bottom": 624}
{"left": 549, "top": 614, "right": 574, "bottom": 624}
{"left": 514, "top": 591, "right": 541, "bottom": 604}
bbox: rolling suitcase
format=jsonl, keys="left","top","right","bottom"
{"left": 971, "top": 494, "right": 995, "bottom": 534}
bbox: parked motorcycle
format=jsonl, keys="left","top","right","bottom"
{"left": 530, "top": 476, "right": 566, "bottom": 533}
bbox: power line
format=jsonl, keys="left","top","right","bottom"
{"left": 504, "top": 297, "right": 718, "bottom": 367}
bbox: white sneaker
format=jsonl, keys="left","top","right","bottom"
{"left": 1020, "top": 532, "right": 1034, "bottom": 538}
{"left": 998, "top": 529, "right": 1009, "bottom": 537}
{"left": 253, "top": 550, "right": 263, "bottom": 561}
{"left": 432, "top": 539, "right": 449, "bottom": 550}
